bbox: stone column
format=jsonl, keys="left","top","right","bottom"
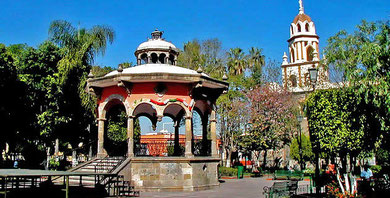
{"left": 97, "top": 118, "right": 106, "bottom": 157}
{"left": 185, "top": 116, "right": 193, "bottom": 157}
{"left": 202, "top": 115, "right": 208, "bottom": 156}
{"left": 210, "top": 109, "right": 218, "bottom": 157}
{"left": 174, "top": 120, "right": 180, "bottom": 156}
{"left": 127, "top": 116, "right": 135, "bottom": 157}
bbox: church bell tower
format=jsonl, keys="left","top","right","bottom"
{"left": 281, "top": 0, "right": 328, "bottom": 92}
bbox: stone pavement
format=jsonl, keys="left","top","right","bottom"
{"left": 141, "top": 177, "right": 311, "bottom": 198}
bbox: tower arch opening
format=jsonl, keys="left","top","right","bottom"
{"left": 305, "top": 23, "right": 310, "bottom": 32}
{"left": 151, "top": 53, "right": 158, "bottom": 63}
{"left": 140, "top": 53, "right": 148, "bottom": 64}
{"left": 159, "top": 53, "right": 166, "bottom": 64}
{"left": 307, "top": 46, "right": 314, "bottom": 61}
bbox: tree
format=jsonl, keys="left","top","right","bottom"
{"left": 48, "top": 20, "right": 115, "bottom": 84}
{"left": 177, "top": 38, "right": 225, "bottom": 79}
{"left": 305, "top": 88, "right": 368, "bottom": 173}
{"left": 290, "top": 134, "right": 314, "bottom": 169}
{"left": 324, "top": 20, "right": 390, "bottom": 150}
{"left": 0, "top": 44, "right": 28, "bottom": 158}
{"left": 227, "top": 48, "right": 247, "bottom": 75}
{"left": 248, "top": 47, "right": 265, "bottom": 85}
{"left": 243, "top": 84, "right": 297, "bottom": 169}
{"left": 48, "top": 20, "right": 115, "bottom": 147}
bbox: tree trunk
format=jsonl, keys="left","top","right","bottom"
{"left": 262, "top": 150, "right": 267, "bottom": 170}
{"left": 226, "top": 148, "right": 231, "bottom": 167}
{"left": 341, "top": 154, "right": 347, "bottom": 174}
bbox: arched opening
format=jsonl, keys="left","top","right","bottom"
{"left": 289, "top": 75, "right": 298, "bottom": 88}
{"left": 291, "top": 25, "right": 294, "bottom": 34}
{"left": 305, "top": 23, "right": 310, "bottom": 32}
{"left": 297, "top": 24, "right": 302, "bottom": 32}
{"left": 159, "top": 53, "right": 166, "bottom": 64}
{"left": 168, "top": 54, "right": 175, "bottom": 65}
{"left": 192, "top": 109, "right": 210, "bottom": 156}
{"left": 133, "top": 103, "right": 158, "bottom": 156}
{"left": 104, "top": 103, "right": 128, "bottom": 157}
{"left": 140, "top": 53, "right": 148, "bottom": 64}
{"left": 151, "top": 53, "right": 158, "bottom": 63}
{"left": 163, "top": 104, "right": 186, "bottom": 156}
{"left": 307, "top": 46, "right": 314, "bottom": 61}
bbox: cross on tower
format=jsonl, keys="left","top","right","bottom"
{"left": 299, "top": 0, "right": 304, "bottom": 14}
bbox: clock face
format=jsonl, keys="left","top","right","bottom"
{"left": 154, "top": 83, "right": 167, "bottom": 97}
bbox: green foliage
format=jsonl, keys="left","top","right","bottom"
{"left": 324, "top": 20, "right": 390, "bottom": 149}
{"left": 49, "top": 157, "right": 60, "bottom": 170}
{"left": 91, "top": 65, "right": 114, "bottom": 77}
{"left": 219, "top": 166, "right": 238, "bottom": 176}
{"left": 290, "top": 134, "right": 314, "bottom": 166}
{"left": 0, "top": 44, "right": 26, "bottom": 150}
{"left": 370, "top": 165, "right": 382, "bottom": 174}
{"left": 376, "top": 148, "right": 390, "bottom": 166}
{"left": 177, "top": 38, "right": 225, "bottom": 79}
{"left": 107, "top": 110, "right": 127, "bottom": 142}
{"left": 305, "top": 88, "right": 365, "bottom": 159}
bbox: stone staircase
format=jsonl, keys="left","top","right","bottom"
{"left": 67, "top": 156, "right": 124, "bottom": 186}
{"left": 65, "top": 156, "right": 139, "bottom": 197}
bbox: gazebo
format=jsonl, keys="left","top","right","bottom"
{"left": 87, "top": 30, "right": 228, "bottom": 191}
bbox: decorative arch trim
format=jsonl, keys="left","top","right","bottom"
{"left": 99, "top": 94, "right": 130, "bottom": 119}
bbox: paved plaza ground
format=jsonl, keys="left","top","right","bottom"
{"left": 141, "top": 177, "right": 311, "bottom": 198}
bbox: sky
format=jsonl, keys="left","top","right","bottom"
{"left": 1, "top": 0, "right": 389, "bottom": 133}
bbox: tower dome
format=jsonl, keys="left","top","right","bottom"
{"left": 134, "top": 29, "right": 180, "bottom": 65}
{"left": 289, "top": 0, "right": 317, "bottom": 38}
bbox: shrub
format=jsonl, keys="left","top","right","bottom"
{"left": 303, "top": 168, "right": 315, "bottom": 175}
{"left": 219, "top": 166, "right": 238, "bottom": 176}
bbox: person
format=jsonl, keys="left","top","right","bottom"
{"left": 361, "top": 165, "right": 373, "bottom": 181}
{"left": 13, "top": 159, "right": 18, "bottom": 168}
{"left": 360, "top": 165, "right": 374, "bottom": 197}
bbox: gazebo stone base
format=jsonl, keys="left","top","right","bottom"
{"left": 120, "top": 157, "right": 220, "bottom": 192}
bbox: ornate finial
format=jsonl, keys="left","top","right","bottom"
{"left": 88, "top": 70, "right": 94, "bottom": 79}
{"left": 282, "top": 52, "right": 288, "bottom": 65}
{"left": 197, "top": 65, "right": 203, "bottom": 73}
{"left": 151, "top": 29, "right": 163, "bottom": 40}
{"left": 299, "top": 0, "right": 304, "bottom": 14}
{"left": 222, "top": 73, "right": 228, "bottom": 81}
{"left": 118, "top": 64, "right": 123, "bottom": 73}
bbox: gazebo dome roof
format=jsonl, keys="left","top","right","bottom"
{"left": 136, "top": 39, "right": 177, "bottom": 51}
{"left": 105, "top": 64, "right": 208, "bottom": 77}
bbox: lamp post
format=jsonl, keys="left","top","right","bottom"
{"left": 297, "top": 114, "right": 303, "bottom": 170}
{"left": 308, "top": 67, "right": 318, "bottom": 91}
{"left": 308, "top": 66, "right": 320, "bottom": 195}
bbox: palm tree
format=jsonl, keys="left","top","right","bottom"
{"left": 248, "top": 47, "right": 265, "bottom": 85}
{"left": 227, "top": 48, "right": 247, "bottom": 75}
{"left": 48, "top": 20, "right": 115, "bottom": 84}
{"left": 248, "top": 47, "right": 265, "bottom": 70}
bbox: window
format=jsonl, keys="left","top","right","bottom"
{"left": 306, "top": 46, "right": 314, "bottom": 61}
{"left": 305, "top": 23, "right": 310, "bottom": 32}
{"left": 289, "top": 75, "right": 297, "bottom": 87}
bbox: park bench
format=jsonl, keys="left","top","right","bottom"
{"left": 273, "top": 170, "right": 303, "bottom": 181}
{"left": 263, "top": 180, "right": 299, "bottom": 198}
